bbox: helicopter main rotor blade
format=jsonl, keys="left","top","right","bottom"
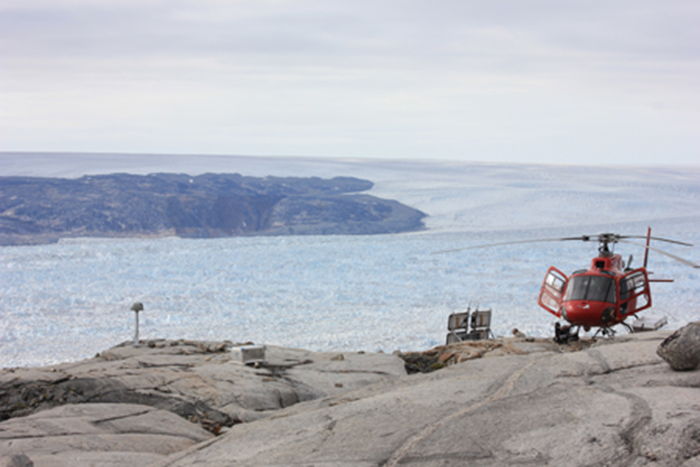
{"left": 431, "top": 232, "right": 695, "bottom": 256}
{"left": 618, "top": 239, "right": 700, "bottom": 268}
{"left": 618, "top": 235, "right": 693, "bottom": 247}
{"left": 431, "top": 236, "right": 590, "bottom": 255}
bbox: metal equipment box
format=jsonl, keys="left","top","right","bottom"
{"left": 632, "top": 316, "right": 668, "bottom": 332}
{"left": 231, "top": 344, "right": 266, "bottom": 365}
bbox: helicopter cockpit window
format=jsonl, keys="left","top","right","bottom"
{"left": 563, "top": 275, "right": 616, "bottom": 303}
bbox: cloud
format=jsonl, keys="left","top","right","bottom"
{"left": 1, "top": 0, "right": 699, "bottom": 164}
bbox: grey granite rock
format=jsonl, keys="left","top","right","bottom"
{"left": 0, "top": 454, "right": 33, "bottom": 467}
{"left": 155, "top": 331, "right": 700, "bottom": 467}
{"left": 4, "top": 333, "right": 700, "bottom": 467}
{"left": 0, "top": 403, "right": 212, "bottom": 467}
{"left": 1, "top": 340, "right": 407, "bottom": 430}
{"left": 0, "top": 340, "right": 407, "bottom": 466}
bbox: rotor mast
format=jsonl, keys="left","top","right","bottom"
{"left": 596, "top": 233, "right": 618, "bottom": 257}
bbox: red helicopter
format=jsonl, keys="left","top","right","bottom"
{"left": 436, "top": 228, "right": 699, "bottom": 342}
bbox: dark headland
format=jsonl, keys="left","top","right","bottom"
{"left": 0, "top": 173, "right": 426, "bottom": 246}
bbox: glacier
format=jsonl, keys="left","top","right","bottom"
{"left": 1, "top": 153, "right": 699, "bottom": 368}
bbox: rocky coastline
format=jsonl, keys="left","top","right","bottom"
{"left": 1, "top": 328, "right": 699, "bottom": 466}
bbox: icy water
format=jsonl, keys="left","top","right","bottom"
{"left": 2, "top": 154, "right": 699, "bottom": 367}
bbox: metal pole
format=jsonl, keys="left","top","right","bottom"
{"left": 134, "top": 311, "right": 140, "bottom": 346}
{"left": 130, "top": 302, "right": 144, "bottom": 347}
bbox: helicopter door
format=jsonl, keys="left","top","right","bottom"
{"left": 618, "top": 268, "right": 651, "bottom": 316}
{"left": 538, "top": 266, "right": 567, "bottom": 317}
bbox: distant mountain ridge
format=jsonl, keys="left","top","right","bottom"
{"left": 0, "top": 173, "right": 426, "bottom": 246}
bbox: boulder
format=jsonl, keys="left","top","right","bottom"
{"left": 657, "top": 321, "right": 700, "bottom": 371}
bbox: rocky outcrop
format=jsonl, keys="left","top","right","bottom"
{"left": 657, "top": 321, "right": 700, "bottom": 371}
{"left": 0, "top": 340, "right": 406, "bottom": 429}
{"left": 3, "top": 332, "right": 700, "bottom": 466}
{"left": 0, "top": 339, "right": 407, "bottom": 466}
{"left": 399, "top": 337, "right": 594, "bottom": 373}
{"left": 0, "top": 173, "right": 426, "bottom": 246}
{"left": 159, "top": 332, "right": 700, "bottom": 467}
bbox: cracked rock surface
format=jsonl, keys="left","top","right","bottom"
{"left": 0, "top": 403, "right": 212, "bottom": 467}
{"left": 154, "top": 332, "right": 700, "bottom": 467}
{"left": 0, "top": 340, "right": 406, "bottom": 466}
{"left": 3, "top": 333, "right": 699, "bottom": 466}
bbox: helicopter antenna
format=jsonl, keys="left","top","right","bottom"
{"left": 644, "top": 227, "right": 651, "bottom": 268}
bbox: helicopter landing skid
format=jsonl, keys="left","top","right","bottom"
{"left": 592, "top": 326, "right": 617, "bottom": 338}
{"left": 554, "top": 323, "right": 580, "bottom": 344}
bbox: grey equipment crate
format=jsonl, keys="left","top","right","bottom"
{"left": 632, "top": 316, "right": 668, "bottom": 332}
{"left": 231, "top": 344, "right": 266, "bottom": 365}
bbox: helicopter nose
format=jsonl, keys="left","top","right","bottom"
{"left": 563, "top": 300, "right": 613, "bottom": 327}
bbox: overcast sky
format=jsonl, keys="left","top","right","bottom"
{"left": 1, "top": 0, "right": 698, "bottom": 165}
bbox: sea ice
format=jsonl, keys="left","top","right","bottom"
{"left": 1, "top": 154, "right": 699, "bottom": 368}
